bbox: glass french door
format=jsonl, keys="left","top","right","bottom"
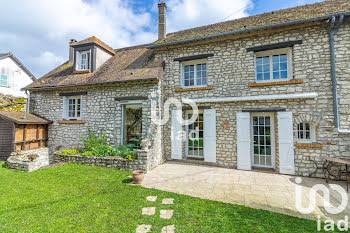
{"left": 186, "top": 111, "right": 204, "bottom": 158}
{"left": 252, "top": 114, "right": 275, "bottom": 168}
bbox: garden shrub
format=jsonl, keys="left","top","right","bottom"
{"left": 58, "top": 129, "right": 138, "bottom": 160}
{"left": 81, "top": 129, "right": 108, "bottom": 152}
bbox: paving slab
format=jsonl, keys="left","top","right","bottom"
{"left": 142, "top": 161, "right": 350, "bottom": 222}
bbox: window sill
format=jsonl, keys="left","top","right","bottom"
{"left": 248, "top": 79, "right": 303, "bottom": 87}
{"left": 296, "top": 142, "right": 322, "bottom": 149}
{"left": 175, "top": 86, "right": 213, "bottom": 92}
{"left": 57, "top": 120, "right": 86, "bottom": 124}
{"left": 73, "top": 70, "right": 91, "bottom": 74}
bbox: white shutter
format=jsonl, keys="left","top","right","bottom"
{"left": 171, "top": 109, "right": 182, "bottom": 159}
{"left": 236, "top": 112, "right": 251, "bottom": 170}
{"left": 62, "top": 97, "right": 68, "bottom": 119}
{"left": 204, "top": 109, "right": 216, "bottom": 163}
{"left": 75, "top": 51, "right": 81, "bottom": 70}
{"left": 278, "top": 112, "right": 295, "bottom": 175}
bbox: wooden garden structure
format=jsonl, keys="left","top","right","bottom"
{"left": 0, "top": 111, "right": 51, "bottom": 161}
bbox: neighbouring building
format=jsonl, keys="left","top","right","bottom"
{"left": 24, "top": 0, "right": 350, "bottom": 177}
{"left": 0, "top": 52, "right": 36, "bottom": 97}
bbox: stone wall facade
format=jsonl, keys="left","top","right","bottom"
{"left": 153, "top": 21, "right": 350, "bottom": 177}
{"left": 29, "top": 81, "right": 165, "bottom": 169}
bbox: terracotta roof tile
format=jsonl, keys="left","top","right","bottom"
{"left": 24, "top": 45, "right": 163, "bottom": 89}
{"left": 0, "top": 111, "right": 51, "bottom": 124}
{"left": 153, "top": 0, "right": 350, "bottom": 46}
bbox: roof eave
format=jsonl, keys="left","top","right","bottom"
{"left": 147, "top": 12, "right": 350, "bottom": 49}
{"left": 21, "top": 77, "right": 159, "bottom": 91}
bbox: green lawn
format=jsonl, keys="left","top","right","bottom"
{"left": 0, "top": 163, "right": 323, "bottom": 232}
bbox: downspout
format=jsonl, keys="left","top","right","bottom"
{"left": 328, "top": 15, "right": 350, "bottom": 134}
{"left": 26, "top": 90, "right": 30, "bottom": 113}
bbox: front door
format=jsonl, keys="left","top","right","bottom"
{"left": 186, "top": 110, "right": 204, "bottom": 158}
{"left": 251, "top": 113, "right": 275, "bottom": 168}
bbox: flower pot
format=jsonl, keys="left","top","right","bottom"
{"left": 132, "top": 170, "right": 144, "bottom": 184}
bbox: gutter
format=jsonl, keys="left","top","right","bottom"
{"left": 147, "top": 12, "right": 350, "bottom": 48}
{"left": 182, "top": 93, "right": 318, "bottom": 104}
{"left": 21, "top": 78, "right": 159, "bottom": 91}
{"left": 328, "top": 14, "right": 350, "bottom": 134}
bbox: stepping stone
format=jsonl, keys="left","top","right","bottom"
{"left": 142, "top": 207, "right": 156, "bottom": 215}
{"left": 146, "top": 196, "right": 157, "bottom": 202}
{"left": 161, "top": 225, "right": 175, "bottom": 233}
{"left": 160, "top": 209, "right": 174, "bottom": 219}
{"left": 162, "top": 198, "right": 174, "bottom": 204}
{"left": 136, "top": 224, "right": 151, "bottom": 233}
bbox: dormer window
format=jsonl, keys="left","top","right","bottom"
{"left": 75, "top": 50, "right": 91, "bottom": 71}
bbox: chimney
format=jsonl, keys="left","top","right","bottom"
{"left": 69, "top": 39, "right": 77, "bottom": 64}
{"left": 158, "top": 1, "right": 167, "bottom": 40}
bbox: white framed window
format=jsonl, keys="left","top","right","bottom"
{"left": 63, "top": 96, "right": 82, "bottom": 120}
{"left": 0, "top": 74, "right": 8, "bottom": 87}
{"left": 255, "top": 48, "right": 292, "bottom": 82}
{"left": 76, "top": 50, "right": 91, "bottom": 71}
{"left": 181, "top": 59, "right": 207, "bottom": 88}
{"left": 297, "top": 122, "right": 316, "bottom": 143}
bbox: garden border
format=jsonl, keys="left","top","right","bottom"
{"left": 54, "top": 150, "right": 150, "bottom": 171}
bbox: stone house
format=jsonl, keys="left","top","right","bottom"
{"left": 24, "top": 0, "right": 350, "bottom": 176}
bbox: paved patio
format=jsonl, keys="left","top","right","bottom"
{"left": 142, "top": 161, "right": 350, "bottom": 222}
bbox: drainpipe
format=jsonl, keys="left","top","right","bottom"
{"left": 26, "top": 90, "right": 30, "bottom": 113}
{"left": 329, "top": 15, "right": 350, "bottom": 134}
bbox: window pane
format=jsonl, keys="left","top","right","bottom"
{"left": 281, "top": 71, "right": 288, "bottom": 79}
{"left": 256, "top": 65, "right": 262, "bottom": 73}
{"left": 280, "top": 54, "right": 287, "bottom": 62}
{"left": 257, "top": 73, "right": 263, "bottom": 81}
{"left": 263, "top": 64, "right": 270, "bottom": 72}
{"left": 184, "top": 66, "right": 189, "bottom": 72}
{"left": 184, "top": 80, "right": 189, "bottom": 86}
{"left": 273, "top": 62, "right": 279, "bottom": 71}
{"left": 256, "top": 57, "right": 262, "bottom": 65}
{"left": 263, "top": 72, "right": 270, "bottom": 80}
{"left": 280, "top": 62, "right": 288, "bottom": 70}
{"left": 305, "top": 123, "right": 310, "bottom": 130}
{"left": 272, "top": 55, "right": 279, "bottom": 63}
{"left": 273, "top": 71, "right": 280, "bottom": 79}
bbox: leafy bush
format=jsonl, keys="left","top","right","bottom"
{"left": 58, "top": 130, "right": 138, "bottom": 160}
{"left": 1, "top": 162, "right": 8, "bottom": 168}
{"left": 81, "top": 129, "right": 108, "bottom": 152}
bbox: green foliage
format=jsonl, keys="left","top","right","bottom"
{"left": 77, "top": 129, "right": 138, "bottom": 159}
{"left": 58, "top": 149, "right": 80, "bottom": 156}
{"left": 81, "top": 129, "right": 108, "bottom": 152}
{"left": 1, "top": 162, "right": 8, "bottom": 168}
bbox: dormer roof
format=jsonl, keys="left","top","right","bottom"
{"left": 71, "top": 36, "right": 116, "bottom": 55}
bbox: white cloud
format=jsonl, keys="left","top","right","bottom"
{"left": 32, "top": 51, "right": 65, "bottom": 70}
{"left": 0, "top": 0, "right": 254, "bottom": 78}
{"left": 166, "top": 0, "right": 253, "bottom": 32}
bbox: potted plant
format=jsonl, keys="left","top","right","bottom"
{"left": 132, "top": 170, "right": 144, "bottom": 184}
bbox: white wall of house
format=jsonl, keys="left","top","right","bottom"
{"left": 95, "top": 47, "right": 112, "bottom": 70}
{"left": 0, "top": 57, "right": 34, "bottom": 97}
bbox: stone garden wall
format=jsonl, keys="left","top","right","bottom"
{"left": 7, "top": 147, "right": 49, "bottom": 172}
{"left": 54, "top": 150, "right": 154, "bottom": 171}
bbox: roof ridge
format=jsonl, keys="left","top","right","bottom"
{"left": 166, "top": 0, "right": 334, "bottom": 37}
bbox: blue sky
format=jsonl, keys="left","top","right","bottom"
{"left": 0, "top": 0, "right": 323, "bottom": 78}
